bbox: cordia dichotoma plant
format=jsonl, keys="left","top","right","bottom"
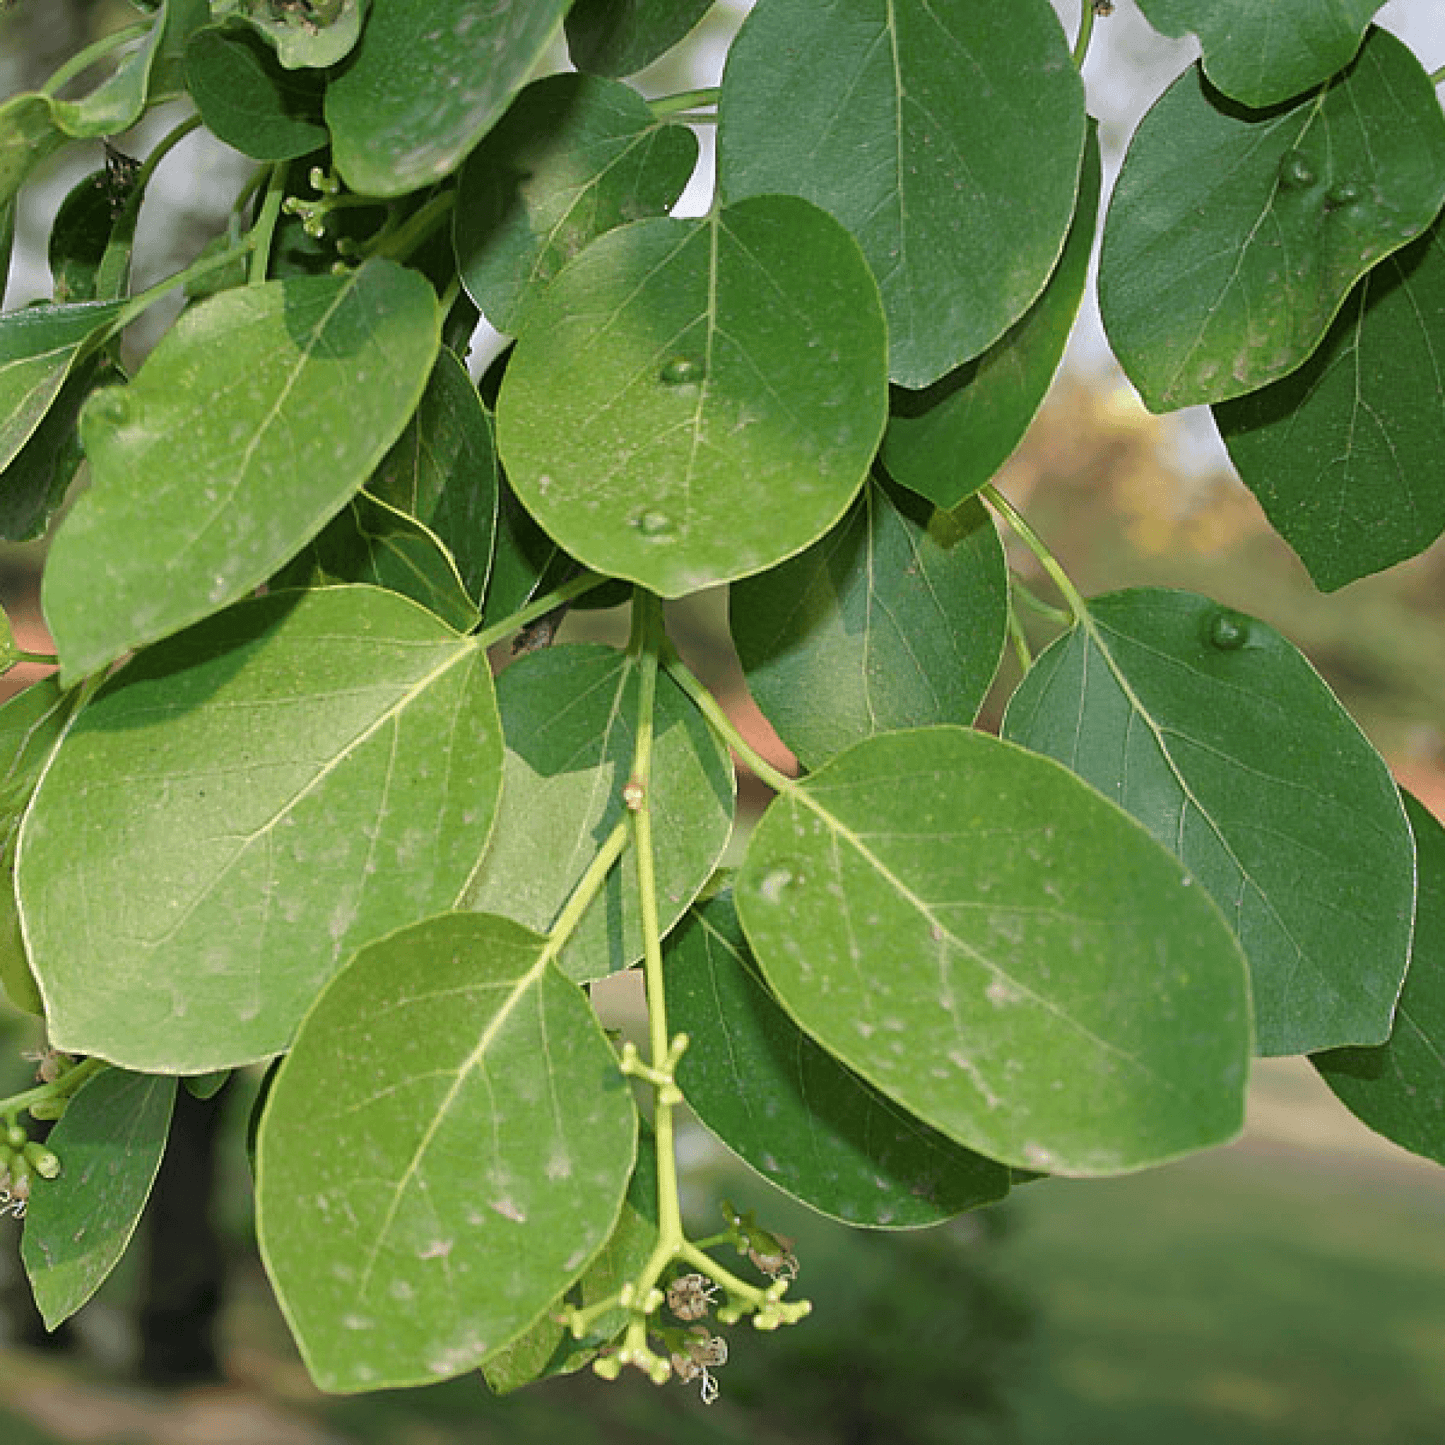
{"left": 0, "top": 0, "right": 1443, "bottom": 1403}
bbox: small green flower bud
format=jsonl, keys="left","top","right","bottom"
{"left": 22, "top": 1142, "right": 60, "bottom": 1180}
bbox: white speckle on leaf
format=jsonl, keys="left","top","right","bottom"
{"left": 418, "top": 1238, "right": 453, "bottom": 1260}
{"left": 491, "top": 1197, "right": 526, "bottom": 1223}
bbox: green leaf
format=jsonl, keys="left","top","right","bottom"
{"left": 275, "top": 490, "right": 480, "bottom": 631}
{"left": 48, "top": 169, "right": 115, "bottom": 304}
{"left": 1099, "top": 28, "right": 1445, "bottom": 413}
{"left": 1313, "top": 792, "right": 1445, "bottom": 1166}
{"left": 455, "top": 73, "right": 698, "bottom": 337}
{"left": 730, "top": 483, "right": 1007, "bottom": 771}
{"left": 49, "top": 13, "right": 167, "bottom": 140}
{"left": 18, "top": 587, "right": 504, "bottom": 1073}
{"left": 463, "top": 643, "right": 734, "bottom": 984}
{"left": 880, "top": 125, "right": 1100, "bottom": 510}
{"left": 669, "top": 895, "right": 1011, "bottom": 1225}
{"left": 566, "top": 0, "right": 714, "bottom": 77}
{"left": 0, "top": 300, "right": 124, "bottom": 477}
{"left": 1135, "top": 0, "right": 1384, "bottom": 108}
{"left": 256, "top": 910, "right": 637, "bottom": 1393}
{"left": 0, "top": 201, "right": 13, "bottom": 308}
{"left": 43, "top": 258, "right": 441, "bottom": 684}
{"left": 184, "top": 25, "right": 328, "bottom": 162}
{"left": 0, "top": 679, "right": 77, "bottom": 1016}
{"left": 1002, "top": 588, "right": 1415, "bottom": 1057}
{"left": 717, "top": 0, "right": 1086, "bottom": 388}
{"left": 496, "top": 195, "right": 888, "bottom": 599}
{"left": 1215, "top": 209, "right": 1445, "bottom": 591}
{"left": 212, "top": 0, "right": 369, "bottom": 70}
{"left": 735, "top": 727, "right": 1252, "bottom": 1177}
{"left": 0, "top": 95, "right": 66, "bottom": 210}
{"left": 326, "top": 0, "right": 570, "bottom": 198}
{"left": 367, "top": 347, "right": 497, "bottom": 605}
{"left": 21, "top": 1068, "right": 176, "bottom": 1329}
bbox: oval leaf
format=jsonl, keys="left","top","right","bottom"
{"left": 566, "top": 0, "right": 715, "bottom": 78}
{"left": 1099, "top": 28, "right": 1445, "bottom": 412}
{"left": 1314, "top": 792, "right": 1445, "bottom": 1166}
{"left": 1135, "top": 0, "right": 1385, "bottom": 108}
{"left": 880, "top": 124, "right": 1100, "bottom": 510}
{"left": 50, "top": 11, "right": 166, "bottom": 139}
{"left": 463, "top": 643, "right": 734, "bottom": 983}
{"left": 256, "top": 910, "right": 637, "bottom": 1393}
{"left": 717, "top": 0, "right": 1086, "bottom": 387}
{"left": 736, "top": 727, "right": 1252, "bottom": 1177}
{"left": 669, "top": 894, "right": 1011, "bottom": 1226}
{"left": 1002, "top": 588, "right": 1415, "bottom": 1056}
{"left": 1215, "top": 208, "right": 1445, "bottom": 590}
{"left": 326, "top": 0, "right": 570, "bottom": 197}
{"left": 18, "top": 587, "right": 503, "bottom": 1073}
{"left": 496, "top": 195, "right": 888, "bottom": 598}
{"left": 455, "top": 73, "right": 698, "bottom": 336}
{"left": 22, "top": 1068, "right": 177, "bottom": 1330}
{"left": 43, "top": 258, "right": 440, "bottom": 683}
{"left": 730, "top": 482, "right": 1007, "bottom": 771}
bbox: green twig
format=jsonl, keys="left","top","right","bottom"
{"left": 982, "top": 484, "right": 1090, "bottom": 626}
{"left": 41, "top": 19, "right": 150, "bottom": 97}
{"left": 0, "top": 1056, "right": 106, "bottom": 1125}
{"left": 1006, "top": 606, "right": 1032, "bottom": 674}
{"left": 471, "top": 570, "right": 609, "bottom": 650}
{"left": 1011, "top": 575, "right": 1073, "bottom": 628}
{"left": 366, "top": 190, "right": 455, "bottom": 263}
{"left": 649, "top": 87, "right": 719, "bottom": 117}
{"left": 1432, "top": 63, "right": 1445, "bottom": 87}
{"left": 249, "top": 163, "right": 288, "bottom": 285}
{"left": 89, "top": 238, "right": 256, "bottom": 351}
{"left": 132, "top": 112, "right": 202, "bottom": 193}
{"left": 1072, "top": 0, "right": 1095, "bottom": 68}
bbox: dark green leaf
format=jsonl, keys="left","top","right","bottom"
{"left": 22, "top": 1069, "right": 176, "bottom": 1328}
{"left": 0, "top": 201, "right": 13, "bottom": 307}
{"left": 48, "top": 169, "right": 114, "bottom": 304}
{"left": 18, "top": 587, "right": 504, "bottom": 1073}
{"left": 185, "top": 25, "right": 328, "bottom": 162}
{"left": 1099, "top": 29, "right": 1445, "bottom": 412}
{"left": 1135, "top": 0, "right": 1384, "bottom": 108}
{"left": 1002, "top": 588, "right": 1415, "bottom": 1056}
{"left": 0, "top": 300, "right": 123, "bottom": 478}
{"left": 736, "top": 727, "right": 1252, "bottom": 1177}
{"left": 1314, "top": 793, "right": 1445, "bottom": 1166}
{"left": 880, "top": 125, "right": 1100, "bottom": 510}
{"left": 566, "top": 0, "right": 714, "bottom": 77}
{"left": 669, "top": 894, "right": 1011, "bottom": 1225}
{"left": 717, "top": 0, "right": 1086, "bottom": 388}
{"left": 326, "top": 0, "right": 570, "bottom": 198}
{"left": 455, "top": 73, "right": 698, "bottom": 336}
{"left": 496, "top": 195, "right": 888, "bottom": 598}
{"left": 256, "top": 911, "right": 637, "bottom": 1392}
{"left": 0, "top": 96, "right": 66, "bottom": 210}
{"left": 43, "top": 258, "right": 440, "bottom": 683}
{"left": 212, "top": 0, "right": 368, "bottom": 70}
{"left": 367, "top": 347, "right": 497, "bottom": 604}
{"left": 730, "top": 483, "right": 1007, "bottom": 771}
{"left": 463, "top": 643, "right": 734, "bottom": 984}
{"left": 183, "top": 1069, "right": 231, "bottom": 1101}
{"left": 1215, "top": 209, "right": 1445, "bottom": 590}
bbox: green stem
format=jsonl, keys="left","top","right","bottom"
{"left": 1072, "top": 0, "right": 1096, "bottom": 68}
{"left": 540, "top": 821, "right": 628, "bottom": 960}
{"left": 982, "top": 484, "right": 1090, "bottom": 626}
{"left": 0, "top": 1056, "right": 106, "bottom": 1125}
{"left": 471, "top": 570, "right": 609, "bottom": 650}
{"left": 1006, "top": 605, "right": 1032, "bottom": 674}
{"left": 367, "top": 189, "right": 455, "bottom": 263}
{"left": 249, "top": 163, "right": 288, "bottom": 285}
{"left": 649, "top": 87, "right": 719, "bottom": 117}
{"left": 133, "top": 113, "right": 202, "bottom": 194}
{"left": 90, "top": 238, "right": 256, "bottom": 351}
{"left": 659, "top": 645, "right": 798, "bottom": 797}
{"left": 1010, "top": 575, "right": 1073, "bottom": 628}
{"left": 41, "top": 19, "right": 150, "bottom": 97}
{"left": 14, "top": 651, "right": 58, "bottom": 667}
{"left": 1432, "top": 63, "right": 1445, "bottom": 87}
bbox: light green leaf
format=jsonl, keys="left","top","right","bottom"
{"left": 736, "top": 727, "right": 1252, "bottom": 1177}
{"left": 1002, "top": 588, "right": 1415, "bottom": 1056}
{"left": 367, "top": 348, "right": 497, "bottom": 605}
{"left": 566, "top": 0, "right": 715, "bottom": 77}
{"left": 0, "top": 301, "right": 124, "bottom": 477}
{"left": 256, "top": 910, "right": 637, "bottom": 1393}
{"left": 463, "top": 643, "right": 734, "bottom": 984}
{"left": 669, "top": 895, "right": 1011, "bottom": 1225}
{"left": 1099, "top": 28, "right": 1445, "bottom": 412}
{"left": 212, "top": 0, "right": 369, "bottom": 70}
{"left": 717, "top": 0, "right": 1086, "bottom": 388}
{"left": 730, "top": 483, "right": 1007, "bottom": 772}
{"left": 0, "top": 679, "right": 77, "bottom": 1015}
{"left": 49, "top": 13, "right": 167, "bottom": 140}
{"left": 184, "top": 25, "right": 328, "bottom": 161}
{"left": 1215, "top": 209, "right": 1445, "bottom": 591}
{"left": 0, "top": 95, "right": 66, "bottom": 210}
{"left": 1135, "top": 0, "right": 1384, "bottom": 108}
{"left": 496, "top": 195, "right": 888, "bottom": 599}
{"left": 275, "top": 490, "right": 480, "bottom": 631}
{"left": 22, "top": 1068, "right": 176, "bottom": 1329}
{"left": 18, "top": 587, "right": 503, "bottom": 1073}
{"left": 326, "top": 0, "right": 570, "bottom": 198}
{"left": 880, "top": 125, "right": 1100, "bottom": 510}
{"left": 43, "top": 258, "right": 441, "bottom": 683}
{"left": 1314, "top": 792, "right": 1445, "bottom": 1166}
{"left": 455, "top": 73, "right": 698, "bottom": 336}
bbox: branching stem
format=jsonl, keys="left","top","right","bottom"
{"left": 983, "top": 484, "right": 1090, "bottom": 626}
{"left": 0, "top": 1056, "right": 105, "bottom": 1126}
